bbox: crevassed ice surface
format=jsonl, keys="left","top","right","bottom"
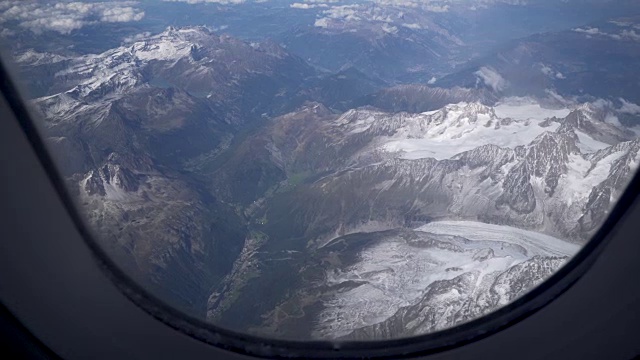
{"left": 3, "top": 0, "right": 640, "bottom": 341}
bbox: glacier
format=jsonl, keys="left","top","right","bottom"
{"left": 314, "top": 221, "right": 578, "bottom": 339}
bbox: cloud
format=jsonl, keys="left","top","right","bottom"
{"left": 425, "top": 4, "right": 449, "bottom": 12}
{"left": 540, "top": 63, "right": 565, "bottom": 80}
{"left": 621, "top": 29, "right": 640, "bottom": 41}
{"left": 322, "top": 5, "right": 361, "bottom": 21}
{"left": 373, "top": 0, "right": 529, "bottom": 10}
{"left": 573, "top": 27, "right": 601, "bottom": 35}
{"left": 619, "top": 98, "right": 640, "bottom": 115}
{"left": 610, "top": 20, "right": 632, "bottom": 27}
{"left": 381, "top": 23, "right": 398, "bottom": 34}
{"left": 314, "top": 17, "right": 331, "bottom": 28}
{"left": 0, "top": 28, "right": 15, "bottom": 37}
{"left": 0, "top": 1, "right": 145, "bottom": 35}
{"left": 100, "top": 7, "right": 145, "bottom": 22}
{"left": 290, "top": 3, "right": 328, "bottom": 9}
{"left": 403, "top": 23, "right": 422, "bottom": 29}
{"left": 540, "top": 64, "right": 554, "bottom": 77}
{"left": 573, "top": 26, "right": 640, "bottom": 42}
{"left": 122, "top": 31, "right": 152, "bottom": 44}
{"left": 162, "top": 0, "right": 246, "bottom": 4}
{"left": 372, "top": 0, "right": 449, "bottom": 11}
{"left": 544, "top": 89, "right": 573, "bottom": 106}
{"left": 474, "top": 66, "right": 508, "bottom": 92}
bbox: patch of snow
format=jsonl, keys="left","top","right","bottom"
{"left": 575, "top": 130, "right": 610, "bottom": 153}
{"left": 559, "top": 151, "right": 625, "bottom": 207}
{"left": 494, "top": 99, "right": 570, "bottom": 121}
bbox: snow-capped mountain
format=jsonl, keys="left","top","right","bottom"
{"left": 206, "top": 98, "right": 639, "bottom": 339}
{"left": 31, "top": 26, "right": 316, "bottom": 125}
{"left": 263, "top": 100, "right": 638, "bottom": 241}
{"left": 23, "top": 27, "right": 324, "bottom": 316}
{"left": 13, "top": 11, "right": 640, "bottom": 342}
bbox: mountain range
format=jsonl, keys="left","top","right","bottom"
{"left": 9, "top": 9, "right": 640, "bottom": 341}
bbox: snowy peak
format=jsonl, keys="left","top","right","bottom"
{"left": 353, "top": 101, "right": 562, "bottom": 160}
{"left": 434, "top": 102, "right": 498, "bottom": 124}
{"left": 80, "top": 152, "right": 155, "bottom": 200}
{"left": 14, "top": 50, "right": 69, "bottom": 66}
{"left": 33, "top": 26, "right": 316, "bottom": 129}
{"left": 559, "top": 105, "right": 634, "bottom": 147}
{"left": 523, "top": 131, "right": 579, "bottom": 195}
{"left": 431, "top": 101, "right": 493, "bottom": 125}
{"left": 48, "top": 26, "right": 304, "bottom": 98}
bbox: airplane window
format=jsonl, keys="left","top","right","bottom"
{"left": 1, "top": 0, "right": 639, "bottom": 346}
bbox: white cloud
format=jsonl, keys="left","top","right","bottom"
{"left": 474, "top": 66, "right": 507, "bottom": 92}
{"left": 544, "top": 89, "right": 574, "bottom": 106}
{"left": 322, "top": 5, "right": 361, "bottom": 21}
{"left": 604, "top": 114, "right": 622, "bottom": 127}
{"left": 619, "top": 98, "right": 640, "bottom": 115}
{"left": 372, "top": 0, "right": 449, "bottom": 11}
{"left": 573, "top": 27, "right": 601, "bottom": 35}
{"left": 381, "top": 23, "right": 398, "bottom": 34}
{"left": 122, "top": 31, "right": 152, "bottom": 44}
{"left": 621, "top": 29, "right": 640, "bottom": 41}
{"left": 540, "top": 63, "right": 565, "bottom": 80}
{"left": 425, "top": 4, "right": 449, "bottom": 12}
{"left": 100, "top": 7, "right": 145, "bottom": 22}
{"left": 290, "top": 3, "right": 328, "bottom": 9}
{"left": 314, "top": 17, "right": 331, "bottom": 28}
{"left": 610, "top": 20, "right": 632, "bottom": 27}
{"left": 573, "top": 26, "right": 640, "bottom": 42}
{"left": 0, "top": 28, "right": 15, "bottom": 37}
{"left": 163, "top": 0, "right": 246, "bottom": 4}
{"left": 374, "top": 0, "right": 421, "bottom": 8}
{"left": 0, "top": 1, "right": 145, "bottom": 35}
{"left": 427, "top": 76, "right": 437, "bottom": 84}
{"left": 402, "top": 23, "right": 422, "bottom": 29}
{"left": 591, "top": 98, "right": 614, "bottom": 110}
{"left": 540, "top": 63, "right": 553, "bottom": 77}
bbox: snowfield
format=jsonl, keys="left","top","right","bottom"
{"left": 314, "top": 221, "right": 578, "bottom": 338}
{"left": 375, "top": 101, "right": 571, "bottom": 160}
{"left": 493, "top": 99, "right": 571, "bottom": 121}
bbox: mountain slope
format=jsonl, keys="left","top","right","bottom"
{"left": 207, "top": 99, "right": 639, "bottom": 339}
{"left": 437, "top": 16, "right": 640, "bottom": 105}
{"left": 25, "top": 27, "right": 327, "bottom": 317}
